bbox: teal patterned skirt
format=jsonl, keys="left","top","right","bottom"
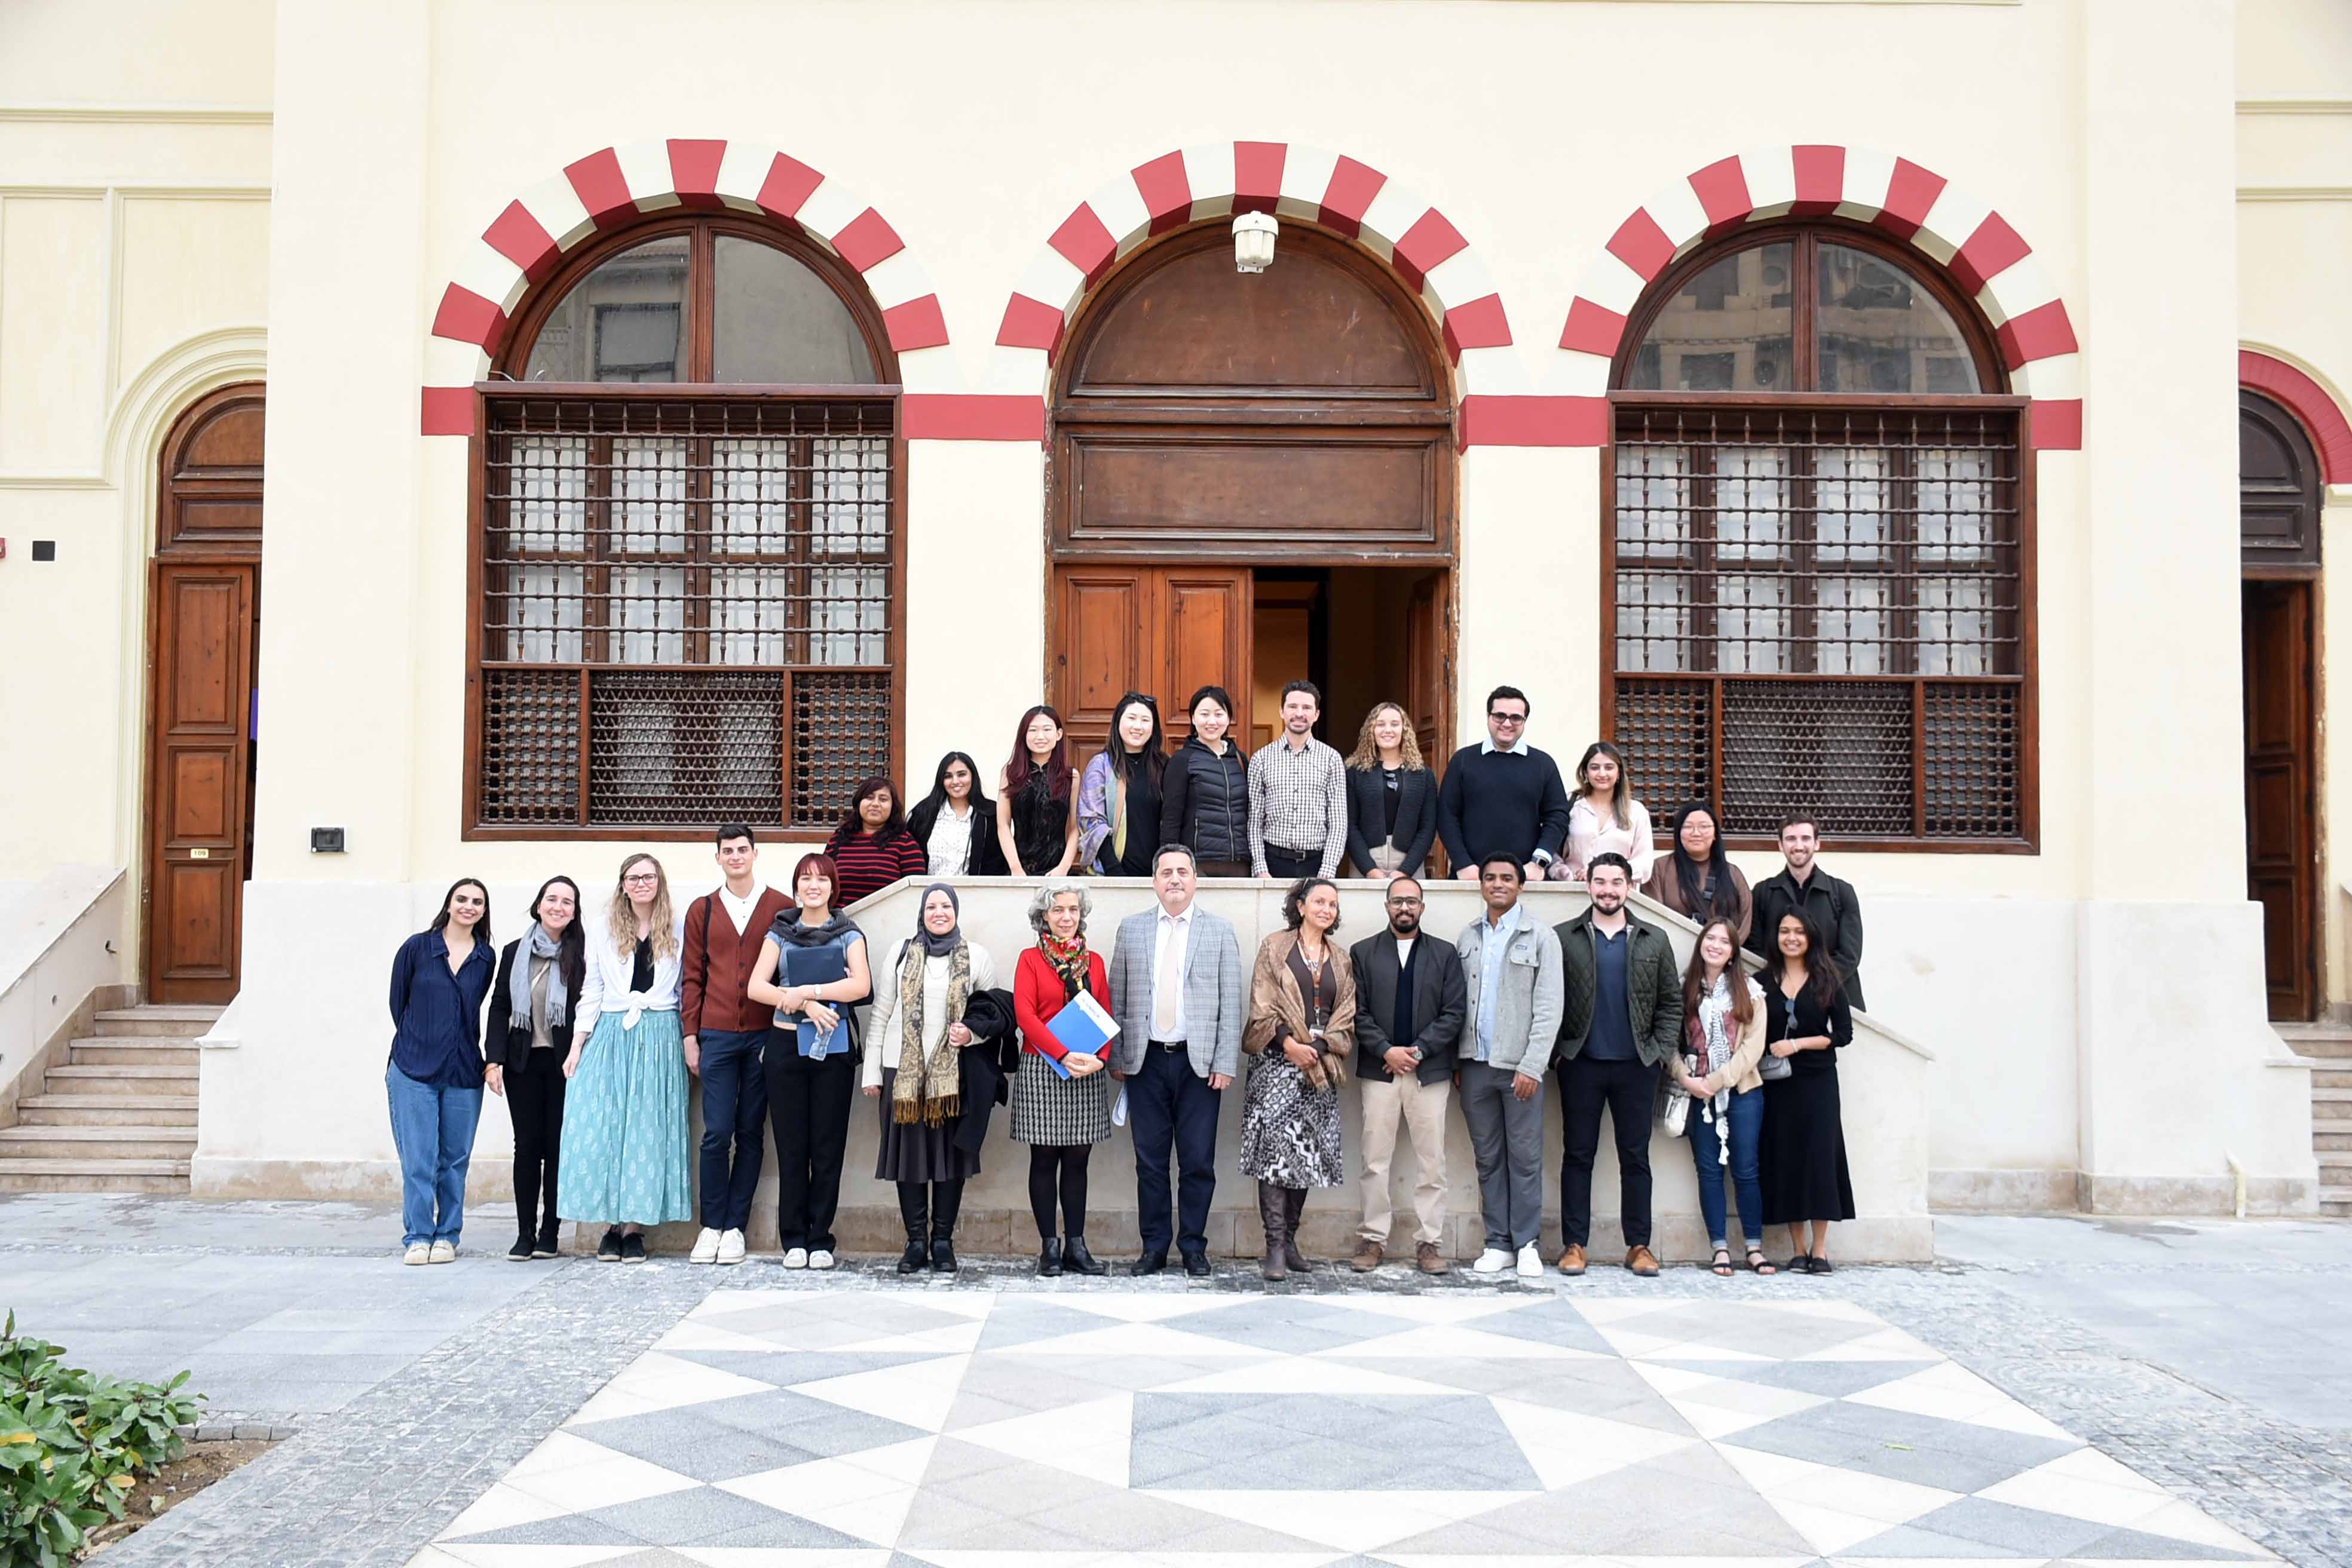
{"left": 556, "top": 1007, "right": 692, "bottom": 1225}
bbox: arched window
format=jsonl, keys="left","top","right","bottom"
{"left": 1606, "top": 222, "right": 2032, "bottom": 847}
{"left": 467, "top": 217, "right": 901, "bottom": 837}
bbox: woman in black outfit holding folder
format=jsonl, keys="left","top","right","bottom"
{"left": 483, "top": 875, "right": 585, "bottom": 1261}
{"left": 747, "top": 852, "right": 872, "bottom": 1271}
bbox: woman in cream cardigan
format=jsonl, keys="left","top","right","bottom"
{"left": 1669, "top": 917, "right": 1775, "bottom": 1276}
{"left": 1239, "top": 877, "right": 1356, "bottom": 1281}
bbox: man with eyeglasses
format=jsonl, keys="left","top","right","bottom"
{"left": 1435, "top": 685, "right": 1573, "bottom": 884}
{"left": 1345, "top": 877, "right": 1467, "bottom": 1274}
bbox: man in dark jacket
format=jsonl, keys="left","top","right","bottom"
{"left": 1435, "top": 685, "right": 1573, "bottom": 881}
{"left": 1552, "top": 852, "right": 1682, "bottom": 1279}
{"left": 1745, "top": 814, "right": 1865, "bottom": 1009}
{"left": 1346, "top": 877, "right": 1468, "bottom": 1275}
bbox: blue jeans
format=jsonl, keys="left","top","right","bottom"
{"left": 697, "top": 1028, "right": 768, "bottom": 1230}
{"left": 385, "top": 1063, "right": 482, "bottom": 1247}
{"left": 1688, "top": 1085, "right": 1765, "bottom": 1250}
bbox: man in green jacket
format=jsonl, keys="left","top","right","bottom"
{"left": 1552, "top": 852, "right": 1683, "bottom": 1278}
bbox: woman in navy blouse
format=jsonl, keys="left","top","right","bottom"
{"left": 387, "top": 878, "right": 497, "bottom": 1264}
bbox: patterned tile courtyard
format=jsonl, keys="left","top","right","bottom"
{"left": 408, "top": 1286, "right": 2271, "bottom": 1567}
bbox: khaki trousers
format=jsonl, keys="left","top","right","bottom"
{"left": 1357, "top": 1071, "right": 1451, "bottom": 1247}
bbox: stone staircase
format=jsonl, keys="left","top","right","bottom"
{"left": 0, "top": 1004, "right": 213, "bottom": 1193}
{"left": 2276, "top": 1022, "right": 2352, "bottom": 1217}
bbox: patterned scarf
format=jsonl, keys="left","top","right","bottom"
{"left": 1040, "top": 929, "right": 1091, "bottom": 1002}
{"left": 892, "top": 938, "right": 971, "bottom": 1127}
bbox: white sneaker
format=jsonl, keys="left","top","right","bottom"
{"left": 689, "top": 1227, "right": 722, "bottom": 1265}
{"left": 1471, "top": 1247, "right": 1513, "bottom": 1276}
{"left": 1515, "top": 1242, "right": 1544, "bottom": 1279}
{"left": 718, "top": 1229, "right": 747, "bottom": 1266}
{"left": 403, "top": 1242, "right": 430, "bottom": 1266}
{"left": 429, "top": 1240, "right": 457, "bottom": 1264}
{"left": 808, "top": 1248, "right": 836, "bottom": 1270}
{"left": 779, "top": 1247, "right": 808, "bottom": 1269}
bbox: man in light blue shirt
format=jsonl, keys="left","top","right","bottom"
{"left": 1453, "top": 856, "right": 1563, "bottom": 1279}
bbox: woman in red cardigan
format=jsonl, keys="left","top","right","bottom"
{"left": 824, "top": 776, "right": 927, "bottom": 906}
{"left": 1010, "top": 877, "right": 1113, "bottom": 1278}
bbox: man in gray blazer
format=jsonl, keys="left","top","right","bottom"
{"left": 1108, "top": 843, "right": 1245, "bottom": 1276}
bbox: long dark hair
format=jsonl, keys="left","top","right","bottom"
{"left": 528, "top": 875, "right": 587, "bottom": 998}
{"left": 1004, "top": 705, "right": 1072, "bottom": 799}
{"left": 1100, "top": 691, "right": 1167, "bottom": 791}
{"left": 1681, "top": 915, "right": 1754, "bottom": 1032}
{"left": 908, "top": 751, "right": 990, "bottom": 832}
{"left": 1665, "top": 801, "right": 1741, "bottom": 923}
{"left": 1763, "top": 908, "right": 1843, "bottom": 1007}
{"left": 832, "top": 775, "right": 907, "bottom": 843}
{"left": 429, "top": 878, "right": 492, "bottom": 946}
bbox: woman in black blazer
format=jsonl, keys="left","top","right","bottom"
{"left": 1342, "top": 702, "right": 1436, "bottom": 879}
{"left": 483, "top": 875, "right": 586, "bottom": 1261}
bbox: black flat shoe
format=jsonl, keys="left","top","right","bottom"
{"left": 1806, "top": 1254, "right": 1833, "bottom": 1275}
{"left": 1181, "top": 1250, "right": 1212, "bottom": 1278}
{"left": 1064, "top": 1236, "right": 1107, "bottom": 1276}
{"left": 596, "top": 1227, "right": 623, "bottom": 1262}
{"left": 1038, "top": 1238, "right": 1063, "bottom": 1276}
{"left": 1128, "top": 1250, "right": 1167, "bottom": 1276}
{"left": 899, "top": 1239, "right": 929, "bottom": 1274}
{"left": 533, "top": 1223, "right": 561, "bottom": 1259}
{"left": 621, "top": 1232, "right": 647, "bottom": 1264}
{"left": 507, "top": 1237, "right": 534, "bottom": 1263}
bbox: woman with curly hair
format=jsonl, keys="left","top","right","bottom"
{"left": 1010, "top": 877, "right": 1114, "bottom": 1276}
{"left": 1239, "top": 877, "right": 1357, "bottom": 1280}
{"left": 1343, "top": 700, "right": 1435, "bottom": 879}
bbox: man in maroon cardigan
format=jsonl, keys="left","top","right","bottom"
{"left": 681, "top": 825, "right": 791, "bottom": 1266}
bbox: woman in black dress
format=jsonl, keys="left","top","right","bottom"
{"left": 996, "top": 705, "right": 1080, "bottom": 877}
{"left": 1756, "top": 908, "right": 1855, "bottom": 1273}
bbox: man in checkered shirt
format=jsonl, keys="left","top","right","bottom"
{"left": 1247, "top": 680, "right": 1349, "bottom": 881}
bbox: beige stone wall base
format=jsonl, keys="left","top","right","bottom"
{"left": 1930, "top": 1168, "right": 2080, "bottom": 1212}
{"left": 2075, "top": 1172, "right": 2317, "bottom": 1217}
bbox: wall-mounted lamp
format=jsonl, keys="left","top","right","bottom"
{"left": 1233, "top": 211, "right": 1278, "bottom": 274}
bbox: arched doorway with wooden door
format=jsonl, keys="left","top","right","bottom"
{"left": 1046, "top": 220, "right": 1456, "bottom": 845}
{"left": 143, "top": 384, "right": 264, "bottom": 1003}
{"left": 2240, "top": 387, "right": 2324, "bottom": 1021}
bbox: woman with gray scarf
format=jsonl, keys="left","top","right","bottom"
{"left": 861, "top": 884, "right": 998, "bottom": 1272}
{"left": 482, "top": 876, "right": 586, "bottom": 1261}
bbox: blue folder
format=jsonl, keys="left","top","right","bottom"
{"left": 783, "top": 944, "right": 850, "bottom": 1058}
{"left": 1043, "top": 991, "right": 1118, "bottom": 1081}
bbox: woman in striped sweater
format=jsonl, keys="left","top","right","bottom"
{"left": 824, "top": 776, "right": 927, "bottom": 906}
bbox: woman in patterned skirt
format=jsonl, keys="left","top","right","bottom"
{"left": 558, "top": 854, "right": 693, "bottom": 1263}
{"left": 1240, "top": 877, "right": 1356, "bottom": 1281}
{"left": 1010, "top": 877, "right": 1113, "bottom": 1276}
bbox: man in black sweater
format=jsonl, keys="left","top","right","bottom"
{"left": 1746, "top": 813, "right": 1866, "bottom": 1009}
{"left": 1435, "top": 686, "right": 1574, "bottom": 881}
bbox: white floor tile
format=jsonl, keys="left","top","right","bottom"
{"left": 718, "top": 1454, "right": 916, "bottom": 1546}
{"left": 435, "top": 1481, "right": 568, "bottom": 1541}
{"left": 1487, "top": 1396, "right": 1696, "bottom": 1489}
{"left": 793, "top": 1353, "right": 973, "bottom": 1432}
{"left": 951, "top": 1394, "right": 1134, "bottom": 1490}
{"left": 1144, "top": 1487, "right": 1532, "bottom": 1553}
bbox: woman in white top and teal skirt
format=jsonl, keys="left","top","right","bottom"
{"left": 558, "top": 853, "right": 693, "bottom": 1264}
{"left": 862, "top": 884, "right": 998, "bottom": 1273}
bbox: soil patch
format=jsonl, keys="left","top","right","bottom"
{"left": 82, "top": 1439, "right": 274, "bottom": 1554}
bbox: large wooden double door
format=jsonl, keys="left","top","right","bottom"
{"left": 1055, "top": 565, "right": 1250, "bottom": 760}
{"left": 145, "top": 385, "right": 264, "bottom": 1004}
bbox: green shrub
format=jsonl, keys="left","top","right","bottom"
{"left": 0, "top": 1313, "right": 203, "bottom": 1567}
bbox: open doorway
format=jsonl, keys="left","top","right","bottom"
{"left": 1251, "top": 568, "right": 1448, "bottom": 762}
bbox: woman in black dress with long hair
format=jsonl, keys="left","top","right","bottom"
{"left": 1756, "top": 908, "right": 1855, "bottom": 1273}
{"left": 995, "top": 705, "right": 1079, "bottom": 877}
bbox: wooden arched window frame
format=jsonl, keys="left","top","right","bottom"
{"left": 465, "top": 216, "right": 906, "bottom": 840}
{"left": 2240, "top": 390, "right": 2322, "bottom": 574}
{"left": 1603, "top": 217, "right": 2036, "bottom": 850}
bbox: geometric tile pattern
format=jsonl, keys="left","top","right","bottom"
{"left": 411, "top": 1287, "right": 2275, "bottom": 1567}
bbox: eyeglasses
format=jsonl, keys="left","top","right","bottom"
{"left": 1387, "top": 896, "right": 1424, "bottom": 908}
{"left": 1489, "top": 712, "right": 1527, "bottom": 725}
{"left": 622, "top": 872, "right": 660, "bottom": 886}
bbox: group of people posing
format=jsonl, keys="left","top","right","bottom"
{"left": 382, "top": 682, "right": 1866, "bottom": 1278}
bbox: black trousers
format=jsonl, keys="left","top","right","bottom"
{"left": 504, "top": 1054, "right": 565, "bottom": 1241}
{"left": 765, "top": 1041, "right": 856, "bottom": 1251}
{"left": 1261, "top": 848, "right": 1322, "bottom": 882}
{"left": 1027, "top": 1144, "right": 1092, "bottom": 1241}
{"left": 1558, "top": 1053, "right": 1657, "bottom": 1250}
{"left": 1128, "top": 1044, "right": 1222, "bottom": 1255}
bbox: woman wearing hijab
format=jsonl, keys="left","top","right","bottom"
{"left": 1010, "top": 877, "right": 1113, "bottom": 1276}
{"left": 862, "top": 884, "right": 999, "bottom": 1272}
{"left": 748, "top": 852, "right": 872, "bottom": 1270}
{"left": 483, "top": 875, "right": 585, "bottom": 1261}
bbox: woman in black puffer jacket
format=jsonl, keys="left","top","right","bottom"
{"left": 1158, "top": 684, "right": 1251, "bottom": 875}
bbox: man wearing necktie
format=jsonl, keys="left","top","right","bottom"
{"left": 1108, "top": 843, "right": 1245, "bottom": 1276}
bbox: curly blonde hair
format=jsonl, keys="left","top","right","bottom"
{"left": 605, "top": 853, "right": 678, "bottom": 960}
{"left": 1344, "top": 701, "right": 1426, "bottom": 772}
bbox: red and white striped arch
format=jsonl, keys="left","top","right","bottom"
{"left": 419, "top": 138, "right": 954, "bottom": 436}
{"left": 982, "top": 141, "right": 1526, "bottom": 445}
{"left": 1550, "top": 144, "right": 2084, "bottom": 451}
{"left": 2240, "top": 348, "right": 2352, "bottom": 486}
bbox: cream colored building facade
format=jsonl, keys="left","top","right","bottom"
{"left": 1, "top": 0, "right": 2344, "bottom": 1247}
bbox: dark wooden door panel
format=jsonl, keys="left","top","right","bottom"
{"left": 1165, "top": 568, "right": 1251, "bottom": 752}
{"left": 1065, "top": 434, "right": 1440, "bottom": 551}
{"left": 2241, "top": 580, "right": 2316, "bottom": 1020}
{"left": 1053, "top": 566, "right": 1251, "bottom": 764}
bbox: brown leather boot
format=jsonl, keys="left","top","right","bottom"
{"left": 1348, "top": 1239, "right": 1383, "bottom": 1272}
{"left": 1281, "top": 1187, "right": 1313, "bottom": 1272}
{"left": 1257, "top": 1183, "right": 1288, "bottom": 1282}
{"left": 1557, "top": 1244, "right": 1587, "bottom": 1276}
{"left": 1627, "top": 1245, "right": 1661, "bottom": 1278}
{"left": 1414, "top": 1241, "right": 1450, "bottom": 1275}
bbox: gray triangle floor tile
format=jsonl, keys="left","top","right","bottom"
{"left": 1693, "top": 1357, "right": 1943, "bottom": 1398}
{"left": 589, "top": 1552, "right": 711, "bottom": 1568}
{"left": 449, "top": 1511, "right": 642, "bottom": 1546}
{"left": 1334, "top": 1353, "right": 1695, "bottom": 1433}
{"left": 1606, "top": 1299, "right": 1889, "bottom": 1359}
{"left": 1838, "top": 1520, "right": 2032, "bottom": 1558}
{"left": 976, "top": 1299, "right": 1132, "bottom": 1350}
{"left": 1887, "top": 1497, "right": 2127, "bottom": 1557}
{"left": 586, "top": 1483, "right": 863, "bottom": 1549}
{"left": 1410, "top": 1442, "right": 1810, "bottom": 1557}
{"left": 1474, "top": 1297, "right": 1622, "bottom": 1354}
{"left": 1728, "top": 1401, "right": 2080, "bottom": 1493}
{"left": 669, "top": 1347, "right": 947, "bottom": 1385}
{"left": 1157, "top": 1297, "right": 1410, "bottom": 1352}
{"left": 2068, "top": 1520, "right": 2263, "bottom": 1560}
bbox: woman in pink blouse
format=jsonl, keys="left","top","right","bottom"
{"left": 1558, "top": 741, "right": 1656, "bottom": 884}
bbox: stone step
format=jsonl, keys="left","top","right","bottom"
{"left": 2318, "top": 1131, "right": 2352, "bottom": 1153}
{"left": 43, "top": 1064, "right": 199, "bottom": 1098}
{"left": 91, "top": 1006, "right": 220, "bottom": 1039}
{"left": 2316, "top": 1067, "right": 2352, "bottom": 1090}
{"left": 17, "top": 1096, "right": 198, "bottom": 1128}
{"left": 0, "top": 1125, "right": 197, "bottom": 1162}
{"left": 2285, "top": 1036, "right": 2352, "bottom": 1059}
{"left": 0, "top": 1159, "right": 189, "bottom": 1194}
{"left": 68, "top": 1037, "right": 198, "bottom": 1068}
{"left": 2321, "top": 1187, "right": 2352, "bottom": 1218}
{"left": 2314, "top": 1087, "right": 2352, "bottom": 1104}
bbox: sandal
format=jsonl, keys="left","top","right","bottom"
{"left": 1710, "top": 1248, "right": 1734, "bottom": 1278}
{"left": 1746, "top": 1250, "right": 1777, "bottom": 1275}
